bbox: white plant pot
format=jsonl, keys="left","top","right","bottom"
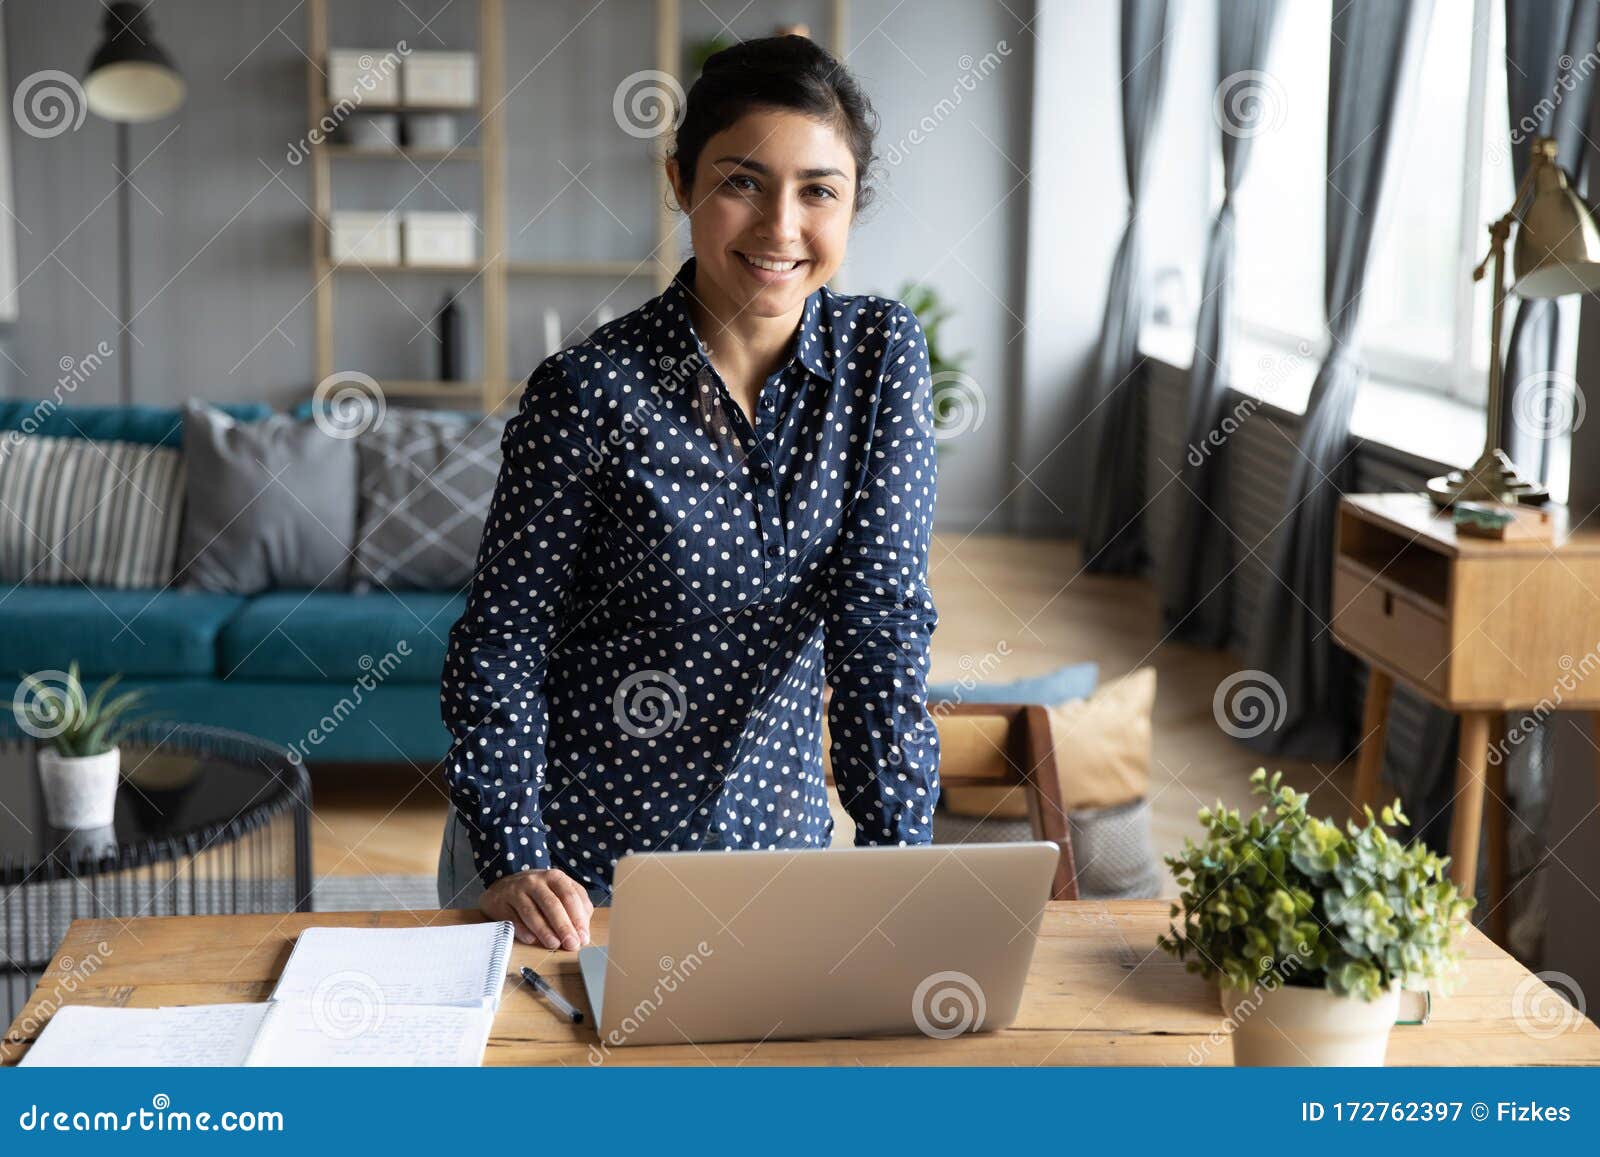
{"left": 1226, "top": 981, "right": 1400, "bottom": 1066}
{"left": 37, "top": 746, "right": 121, "bottom": 829}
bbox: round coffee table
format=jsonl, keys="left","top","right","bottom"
{"left": 0, "top": 721, "right": 312, "bottom": 1022}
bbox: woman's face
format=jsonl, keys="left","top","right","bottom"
{"left": 668, "top": 107, "right": 856, "bottom": 322}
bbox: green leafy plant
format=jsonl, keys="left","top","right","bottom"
{"left": 1157, "top": 768, "right": 1474, "bottom": 1001}
{"left": 18, "top": 663, "right": 146, "bottom": 758}
{"left": 893, "top": 281, "right": 970, "bottom": 450}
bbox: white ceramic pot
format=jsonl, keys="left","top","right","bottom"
{"left": 37, "top": 746, "right": 121, "bottom": 829}
{"left": 1227, "top": 981, "right": 1400, "bottom": 1066}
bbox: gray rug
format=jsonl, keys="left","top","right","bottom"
{"left": 312, "top": 874, "right": 440, "bottom": 911}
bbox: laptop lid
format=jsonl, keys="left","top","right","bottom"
{"left": 588, "top": 841, "right": 1059, "bottom": 1048}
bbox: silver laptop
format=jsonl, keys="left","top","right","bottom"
{"left": 578, "top": 841, "right": 1059, "bottom": 1047}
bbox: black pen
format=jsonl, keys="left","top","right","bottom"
{"left": 521, "top": 966, "right": 584, "bottom": 1023}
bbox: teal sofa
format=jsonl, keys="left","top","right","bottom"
{"left": 0, "top": 401, "right": 462, "bottom": 765}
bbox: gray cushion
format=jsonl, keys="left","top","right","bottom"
{"left": 933, "top": 795, "right": 1162, "bottom": 900}
{"left": 352, "top": 411, "right": 504, "bottom": 591}
{"left": 1067, "top": 797, "right": 1162, "bottom": 900}
{"left": 178, "top": 401, "right": 356, "bottom": 593}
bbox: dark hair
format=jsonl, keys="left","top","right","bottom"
{"left": 668, "top": 35, "right": 879, "bottom": 216}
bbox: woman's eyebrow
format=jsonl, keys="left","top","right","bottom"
{"left": 711, "top": 156, "right": 849, "bottom": 180}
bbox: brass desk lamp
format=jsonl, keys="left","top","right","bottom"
{"left": 1428, "top": 136, "right": 1600, "bottom": 507}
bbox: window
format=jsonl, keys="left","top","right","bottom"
{"left": 1234, "top": 0, "right": 1524, "bottom": 408}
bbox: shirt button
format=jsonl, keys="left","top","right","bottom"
{"left": 766, "top": 544, "right": 782, "bottom": 557}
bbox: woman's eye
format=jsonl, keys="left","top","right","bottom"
{"left": 725, "top": 175, "right": 758, "bottom": 192}
{"left": 807, "top": 185, "right": 837, "bottom": 201}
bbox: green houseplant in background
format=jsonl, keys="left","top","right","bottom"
{"left": 893, "top": 281, "right": 971, "bottom": 454}
{"left": 19, "top": 663, "right": 145, "bottom": 829}
{"left": 1158, "top": 768, "right": 1473, "bottom": 1066}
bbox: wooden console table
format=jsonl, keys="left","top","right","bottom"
{"left": 1332, "top": 492, "right": 1600, "bottom": 941}
{"left": 5, "top": 905, "right": 1597, "bottom": 1065}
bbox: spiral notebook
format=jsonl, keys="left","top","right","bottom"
{"left": 22, "top": 922, "right": 515, "bottom": 1067}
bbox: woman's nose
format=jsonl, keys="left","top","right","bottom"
{"left": 759, "top": 194, "right": 802, "bottom": 241}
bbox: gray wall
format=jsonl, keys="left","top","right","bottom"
{"left": 1, "top": 0, "right": 1034, "bottom": 532}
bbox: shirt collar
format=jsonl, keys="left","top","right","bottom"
{"left": 652, "top": 256, "right": 836, "bottom": 386}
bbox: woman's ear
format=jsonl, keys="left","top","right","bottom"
{"left": 664, "top": 157, "right": 688, "bottom": 213}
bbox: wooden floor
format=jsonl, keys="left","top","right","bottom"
{"left": 308, "top": 534, "right": 1351, "bottom": 895}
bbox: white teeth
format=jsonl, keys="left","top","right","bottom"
{"left": 742, "top": 253, "right": 800, "bottom": 272}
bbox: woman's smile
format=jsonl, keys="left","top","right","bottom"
{"left": 734, "top": 250, "right": 811, "bottom": 283}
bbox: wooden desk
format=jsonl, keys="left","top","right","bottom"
{"left": 5, "top": 904, "right": 1597, "bottom": 1066}
{"left": 1332, "top": 492, "right": 1600, "bottom": 942}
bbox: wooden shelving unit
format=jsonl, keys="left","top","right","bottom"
{"left": 306, "top": 0, "right": 848, "bottom": 413}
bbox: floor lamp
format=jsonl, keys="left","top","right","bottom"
{"left": 83, "top": 2, "right": 185, "bottom": 406}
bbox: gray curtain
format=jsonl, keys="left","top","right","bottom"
{"left": 1080, "top": 0, "right": 1171, "bottom": 573}
{"left": 1501, "top": 0, "right": 1599, "bottom": 481}
{"left": 1162, "top": 0, "right": 1283, "bottom": 646}
{"left": 1243, "top": 0, "right": 1432, "bottom": 760}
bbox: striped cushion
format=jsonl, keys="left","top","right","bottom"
{"left": 0, "top": 435, "right": 185, "bottom": 588}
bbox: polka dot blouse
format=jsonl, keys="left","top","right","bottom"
{"left": 439, "top": 255, "right": 941, "bottom": 893}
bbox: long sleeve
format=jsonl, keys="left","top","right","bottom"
{"left": 823, "top": 306, "right": 941, "bottom": 845}
{"left": 439, "top": 354, "right": 599, "bottom": 888}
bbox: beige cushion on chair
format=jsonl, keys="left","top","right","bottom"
{"left": 941, "top": 666, "right": 1157, "bottom": 820}
{"left": 1049, "top": 666, "right": 1156, "bottom": 810}
{"left": 1043, "top": 665, "right": 1158, "bottom": 809}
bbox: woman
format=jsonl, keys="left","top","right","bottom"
{"left": 437, "top": 34, "right": 940, "bottom": 951}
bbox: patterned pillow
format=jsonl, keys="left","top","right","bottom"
{"left": 0, "top": 435, "right": 184, "bottom": 588}
{"left": 352, "top": 412, "right": 506, "bottom": 590}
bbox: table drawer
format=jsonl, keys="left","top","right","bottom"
{"left": 1332, "top": 561, "right": 1449, "bottom": 694}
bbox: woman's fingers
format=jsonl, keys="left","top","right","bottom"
{"left": 533, "top": 882, "right": 582, "bottom": 951}
{"left": 482, "top": 869, "right": 594, "bottom": 950}
{"left": 508, "top": 888, "right": 558, "bottom": 949}
{"left": 551, "top": 875, "right": 594, "bottom": 944}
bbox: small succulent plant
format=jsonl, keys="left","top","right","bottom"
{"left": 1157, "top": 768, "right": 1474, "bottom": 1001}
{"left": 18, "top": 663, "right": 146, "bottom": 758}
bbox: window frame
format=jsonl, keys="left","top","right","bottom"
{"left": 1237, "top": 0, "right": 1501, "bottom": 408}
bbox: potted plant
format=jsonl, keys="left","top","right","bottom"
{"left": 1158, "top": 768, "right": 1473, "bottom": 1066}
{"left": 19, "top": 664, "right": 145, "bottom": 829}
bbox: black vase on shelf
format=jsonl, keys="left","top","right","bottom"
{"left": 438, "top": 290, "right": 463, "bottom": 381}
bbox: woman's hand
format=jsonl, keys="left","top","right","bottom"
{"left": 481, "top": 868, "right": 593, "bottom": 950}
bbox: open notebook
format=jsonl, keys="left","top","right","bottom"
{"left": 22, "top": 922, "right": 514, "bottom": 1067}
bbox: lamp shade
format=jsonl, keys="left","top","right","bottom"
{"left": 1511, "top": 142, "right": 1600, "bottom": 298}
{"left": 83, "top": 2, "right": 184, "bottom": 123}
